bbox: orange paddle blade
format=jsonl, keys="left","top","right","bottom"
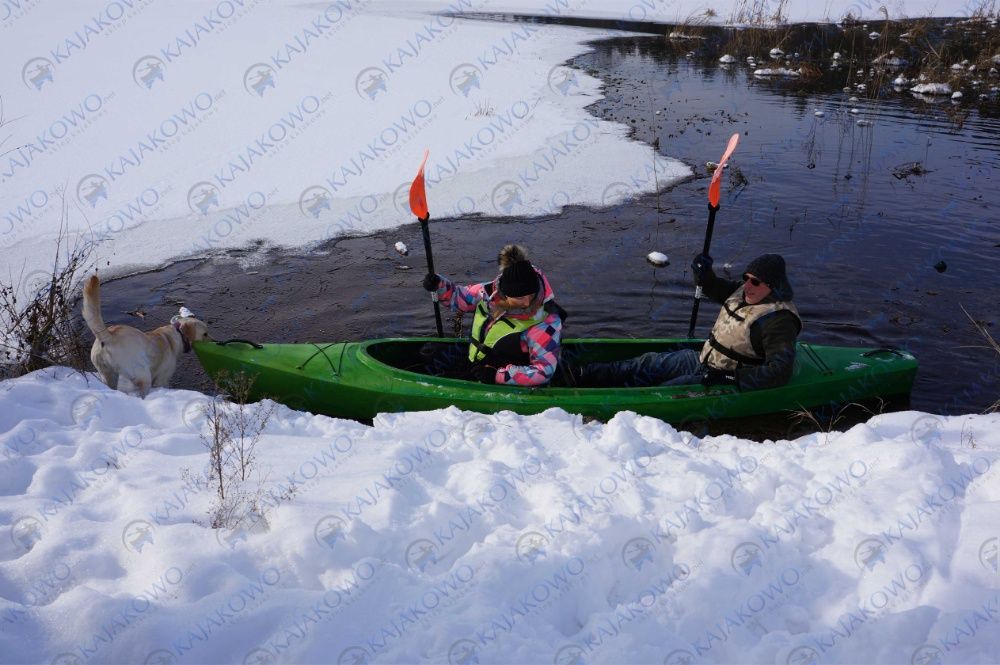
{"left": 708, "top": 133, "right": 740, "bottom": 207}
{"left": 409, "top": 149, "right": 430, "bottom": 219}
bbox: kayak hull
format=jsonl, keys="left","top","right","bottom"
{"left": 193, "top": 338, "right": 918, "bottom": 423}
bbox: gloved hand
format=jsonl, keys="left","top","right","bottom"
{"left": 691, "top": 253, "right": 714, "bottom": 282}
{"left": 701, "top": 366, "right": 737, "bottom": 386}
{"left": 472, "top": 365, "right": 498, "bottom": 384}
{"left": 422, "top": 273, "right": 441, "bottom": 292}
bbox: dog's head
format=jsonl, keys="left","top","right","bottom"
{"left": 171, "top": 308, "right": 210, "bottom": 352}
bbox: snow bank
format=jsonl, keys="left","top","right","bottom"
{"left": 0, "top": 1, "right": 690, "bottom": 289}
{"left": 2, "top": 368, "right": 999, "bottom": 664}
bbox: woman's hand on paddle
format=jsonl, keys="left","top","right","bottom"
{"left": 422, "top": 273, "right": 441, "bottom": 291}
{"left": 472, "top": 365, "right": 497, "bottom": 384}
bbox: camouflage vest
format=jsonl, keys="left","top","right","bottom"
{"left": 699, "top": 288, "right": 801, "bottom": 370}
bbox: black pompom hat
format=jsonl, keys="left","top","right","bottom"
{"left": 498, "top": 260, "right": 539, "bottom": 297}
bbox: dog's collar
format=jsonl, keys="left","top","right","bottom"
{"left": 173, "top": 320, "right": 192, "bottom": 353}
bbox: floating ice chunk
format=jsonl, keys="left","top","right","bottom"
{"left": 646, "top": 251, "right": 669, "bottom": 267}
{"left": 832, "top": 51, "right": 842, "bottom": 60}
{"left": 910, "top": 82, "right": 953, "bottom": 95}
{"left": 394, "top": 241, "right": 409, "bottom": 256}
{"left": 849, "top": 96, "right": 859, "bottom": 102}
{"left": 951, "top": 63, "right": 964, "bottom": 71}
{"left": 719, "top": 54, "right": 736, "bottom": 64}
{"left": 900, "top": 31, "right": 912, "bottom": 39}
{"left": 753, "top": 67, "right": 800, "bottom": 77}
{"left": 856, "top": 119, "right": 872, "bottom": 126}
{"left": 892, "top": 76, "right": 909, "bottom": 86}
{"left": 856, "top": 83, "right": 867, "bottom": 91}
{"left": 769, "top": 47, "right": 784, "bottom": 58}
{"left": 868, "top": 31, "right": 881, "bottom": 39}
{"left": 850, "top": 108, "right": 860, "bottom": 114}
{"left": 952, "top": 91, "right": 963, "bottom": 100}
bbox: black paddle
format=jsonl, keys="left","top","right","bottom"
{"left": 687, "top": 134, "right": 740, "bottom": 339}
{"left": 409, "top": 150, "right": 444, "bottom": 337}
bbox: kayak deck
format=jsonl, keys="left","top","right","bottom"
{"left": 193, "top": 338, "right": 918, "bottom": 423}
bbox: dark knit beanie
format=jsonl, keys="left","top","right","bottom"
{"left": 499, "top": 260, "right": 539, "bottom": 297}
{"left": 745, "top": 254, "right": 794, "bottom": 301}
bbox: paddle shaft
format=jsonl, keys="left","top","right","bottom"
{"left": 687, "top": 202, "right": 720, "bottom": 339}
{"left": 420, "top": 216, "right": 444, "bottom": 337}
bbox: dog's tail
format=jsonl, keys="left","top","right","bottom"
{"left": 82, "top": 275, "right": 112, "bottom": 344}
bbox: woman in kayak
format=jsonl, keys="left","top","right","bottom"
{"left": 421, "top": 244, "right": 566, "bottom": 386}
{"left": 575, "top": 253, "right": 801, "bottom": 390}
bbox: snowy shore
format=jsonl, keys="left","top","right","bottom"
{"left": 1, "top": 368, "right": 998, "bottom": 664}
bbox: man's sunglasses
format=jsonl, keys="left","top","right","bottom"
{"left": 742, "top": 273, "right": 766, "bottom": 287}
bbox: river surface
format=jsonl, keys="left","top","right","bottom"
{"left": 95, "top": 27, "right": 1000, "bottom": 426}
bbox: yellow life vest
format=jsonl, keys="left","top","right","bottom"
{"left": 699, "top": 288, "right": 801, "bottom": 370}
{"left": 467, "top": 297, "right": 545, "bottom": 363}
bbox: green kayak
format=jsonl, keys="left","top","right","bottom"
{"left": 192, "top": 338, "right": 917, "bottom": 423}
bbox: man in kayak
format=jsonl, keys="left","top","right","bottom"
{"left": 575, "top": 253, "right": 801, "bottom": 390}
{"left": 422, "top": 245, "right": 566, "bottom": 386}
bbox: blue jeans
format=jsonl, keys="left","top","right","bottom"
{"left": 583, "top": 349, "right": 703, "bottom": 388}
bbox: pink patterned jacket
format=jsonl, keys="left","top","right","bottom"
{"left": 434, "top": 268, "right": 562, "bottom": 386}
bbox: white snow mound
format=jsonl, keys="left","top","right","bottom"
{"left": 1, "top": 368, "right": 999, "bottom": 664}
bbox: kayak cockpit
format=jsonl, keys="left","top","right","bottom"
{"left": 363, "top": 339, "right": 706, "bottom": 378}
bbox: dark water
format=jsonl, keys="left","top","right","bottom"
{"left": 96, "top": 31, "right": 1000, "bottom": 421}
